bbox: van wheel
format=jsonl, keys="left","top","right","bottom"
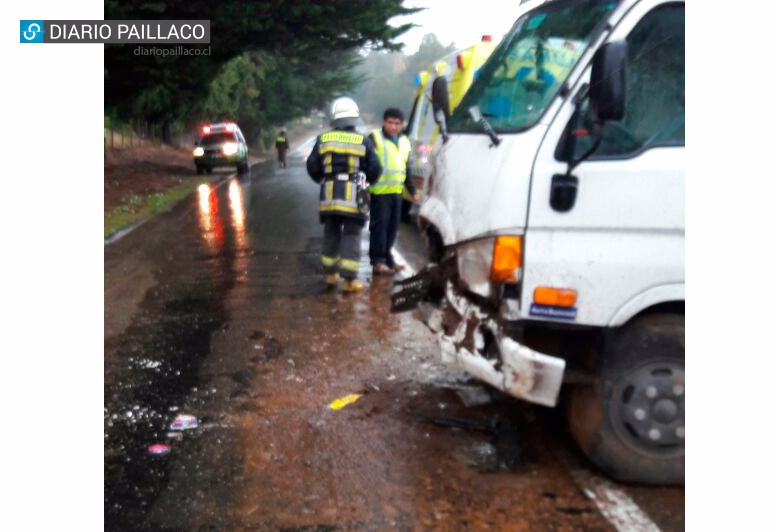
{"left": 567, "top": 313, "right": 684, "bottom": 484}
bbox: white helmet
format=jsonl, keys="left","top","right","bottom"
{"left": 330, "top": 97, "right": 360, "bottom": 121}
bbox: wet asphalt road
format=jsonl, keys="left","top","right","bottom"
{"left": 104, "top": 150, "right": 684, "bottom": 531}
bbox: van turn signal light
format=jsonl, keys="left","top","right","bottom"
{"left": 491, "top": 236, "right": 522, "bottom": 282}
{"left": 534, "top": 287, "right": 577, "bottom": 308}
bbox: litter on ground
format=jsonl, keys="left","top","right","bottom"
{"left": 328, "top": 393, "right": 362, "bottom": 410}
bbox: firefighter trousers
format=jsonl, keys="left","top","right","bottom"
{"left": 321, "top": 215, "right": 363, "bottom": 280}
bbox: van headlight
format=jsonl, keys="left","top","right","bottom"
{"left": 222, "top": 142, "right": 238, "bottom": 156}
{"left": 456, "top": 237, "right": 496, "bottom": 298}
{"left": 193, "top": 146, "right": 204, "bottom": 157}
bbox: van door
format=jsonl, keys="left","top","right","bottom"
{"left": 523, "top": 0, "right": 685, "bottom": 327}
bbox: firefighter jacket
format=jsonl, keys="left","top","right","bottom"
{"left": 306, "top": 126, "right": 382, "bottom": 221}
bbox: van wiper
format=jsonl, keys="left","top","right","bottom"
{"left": 468, "top": 106, "right": 501, "bottom": 147}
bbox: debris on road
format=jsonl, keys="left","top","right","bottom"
{"left": 414, "top": 414, "right": 492, "bottom": 433}
{"left": 455, "top": 386, "right": 492, "bottom": 407}
{"left": 328, "top": 393, "right": 362, "bottom": 410}
{"left": 170, "top": 414, "right": 198, "bottom": 430}
{"left": 147, "top": 443, "right": 170, "bottom": 456}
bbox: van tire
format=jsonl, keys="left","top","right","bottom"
{"left": 567, "top": 313, "right": 684, "bottom": 484}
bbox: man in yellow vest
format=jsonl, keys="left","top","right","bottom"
{"left": 275, "top": 130, "right": 289, "bottom": 168}
{"left": 368, "top": 108, "right": 419, "bottom": 275}
{"left": 306, "top": 97, "right": 382, "bottom": 292}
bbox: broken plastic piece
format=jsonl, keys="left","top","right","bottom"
{"left": 147, "top": 443, "right": 170, "bottom": 456}
{"left": 328, "top": 394, "right": 361, "bottom": 410}
{"left": 170, "top": 414, "right": 198, "bottom": 430}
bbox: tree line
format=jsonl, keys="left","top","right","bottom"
{"left": 104, "top": 0, "right": 418, "bottom": 146}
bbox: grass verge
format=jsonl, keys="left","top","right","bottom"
{"left": 105, "top": 178, "right": 207, "bottom": 238}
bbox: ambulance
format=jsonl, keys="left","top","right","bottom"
{"left": 395, "top": 0, "right": 685, "bottom": 484}
{"left": 403, "top": 36, "right": 497, "bottom": 219}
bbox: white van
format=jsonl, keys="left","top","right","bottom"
{"left": 394, "top": 0, "right": 685, "bottom": 484}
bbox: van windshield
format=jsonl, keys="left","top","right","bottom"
{"left": 448, "top": 0, "right": 619, "bottom": 134}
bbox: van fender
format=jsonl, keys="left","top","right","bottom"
{"left": 418, "top": 196, "right": 456, "bottom": 246}
{"left": 608, "top": 283, "right": 685, "bottom": 327}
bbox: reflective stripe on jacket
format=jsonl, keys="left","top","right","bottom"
{"left": 370, "top": 129, "right": 411, "bottom": 195}
{"left": 319, "top": 175, "right": 361, "bottom": 216}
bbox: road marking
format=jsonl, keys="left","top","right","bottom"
{"left": 571, "top": 468, "right": 661, "bottom": 532}
{"left": 292, "top": 134, "right": 321, "bottom": 156}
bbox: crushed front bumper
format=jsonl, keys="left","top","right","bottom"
{"left": 408, "top": 280, "right": 565, "bottom": 407}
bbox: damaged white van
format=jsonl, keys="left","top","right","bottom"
{"left": 392, "top": 0, "right": 684, "bottom": 484}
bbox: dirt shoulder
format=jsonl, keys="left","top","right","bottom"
{"left": 105, "top": 144, "right": 197, "bottom": 214}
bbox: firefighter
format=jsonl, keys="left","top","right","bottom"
{"left": 275, "top": 130, "right": 289, "bottom": 168}
{"left": 368, "top": 108, "right": 419, "bottom": 275}
{"left": 306, "top": 97, "right": 382, "bottom": 292}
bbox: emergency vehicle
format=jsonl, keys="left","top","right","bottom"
{"left": 193, "top": 122, "right": 249, "bottom": 174}
{"left": 403, "top": 36, "right": 498, "bottom": 219}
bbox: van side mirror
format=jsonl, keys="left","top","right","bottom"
{"left": 431, "top": 77, "right": 451, "bottom": 143}
{"left": 589, "top": 41, "right": 627, "bottom": 123}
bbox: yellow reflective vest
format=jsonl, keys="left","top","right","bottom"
{"left": 370, "top": 130, "right": 411, "bottom": 195}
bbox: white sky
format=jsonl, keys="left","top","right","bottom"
{"left": 391, "top": 0, "right": 527, "bottom": 54}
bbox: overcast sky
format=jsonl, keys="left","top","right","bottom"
{"left": 391, "top": 0, "right": 529, "bottom": 54}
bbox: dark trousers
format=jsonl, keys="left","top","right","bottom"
{"left": 277, "top": 148, "right": 287, "bottom": 167}
{"left": 368, "top": 193, "right": 402, "bottom": 267}
{"left": 321, "top": 215, "right": 363, "bottom": 279}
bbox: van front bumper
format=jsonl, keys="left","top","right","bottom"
{"left": 419, "top": 282, "right": 565, "bottom": 407}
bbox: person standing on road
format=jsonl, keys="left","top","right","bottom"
{"left": 368, "top": 108, "right": 419, "bottom": 275}
{"left": 276, "top": 130, "right": 289, "bottom": 168}
{"left": 306, "top": 97, "right": 382, "bottom": 293}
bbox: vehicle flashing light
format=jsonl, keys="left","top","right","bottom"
{"left": 202, "top": 125, "right": 211, "bottom": 134}
{"left": 225, "top": 123, "right": 236, "bottom": 132}
{"left": 482, "top": 35, "right": 493, "bottom": 42}
{"left": 457, "top": 51, "right": 471, "bottom": 70}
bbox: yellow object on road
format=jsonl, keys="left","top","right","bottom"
{"left": 328, "top": 393, "right": 362, "bottom": 410}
